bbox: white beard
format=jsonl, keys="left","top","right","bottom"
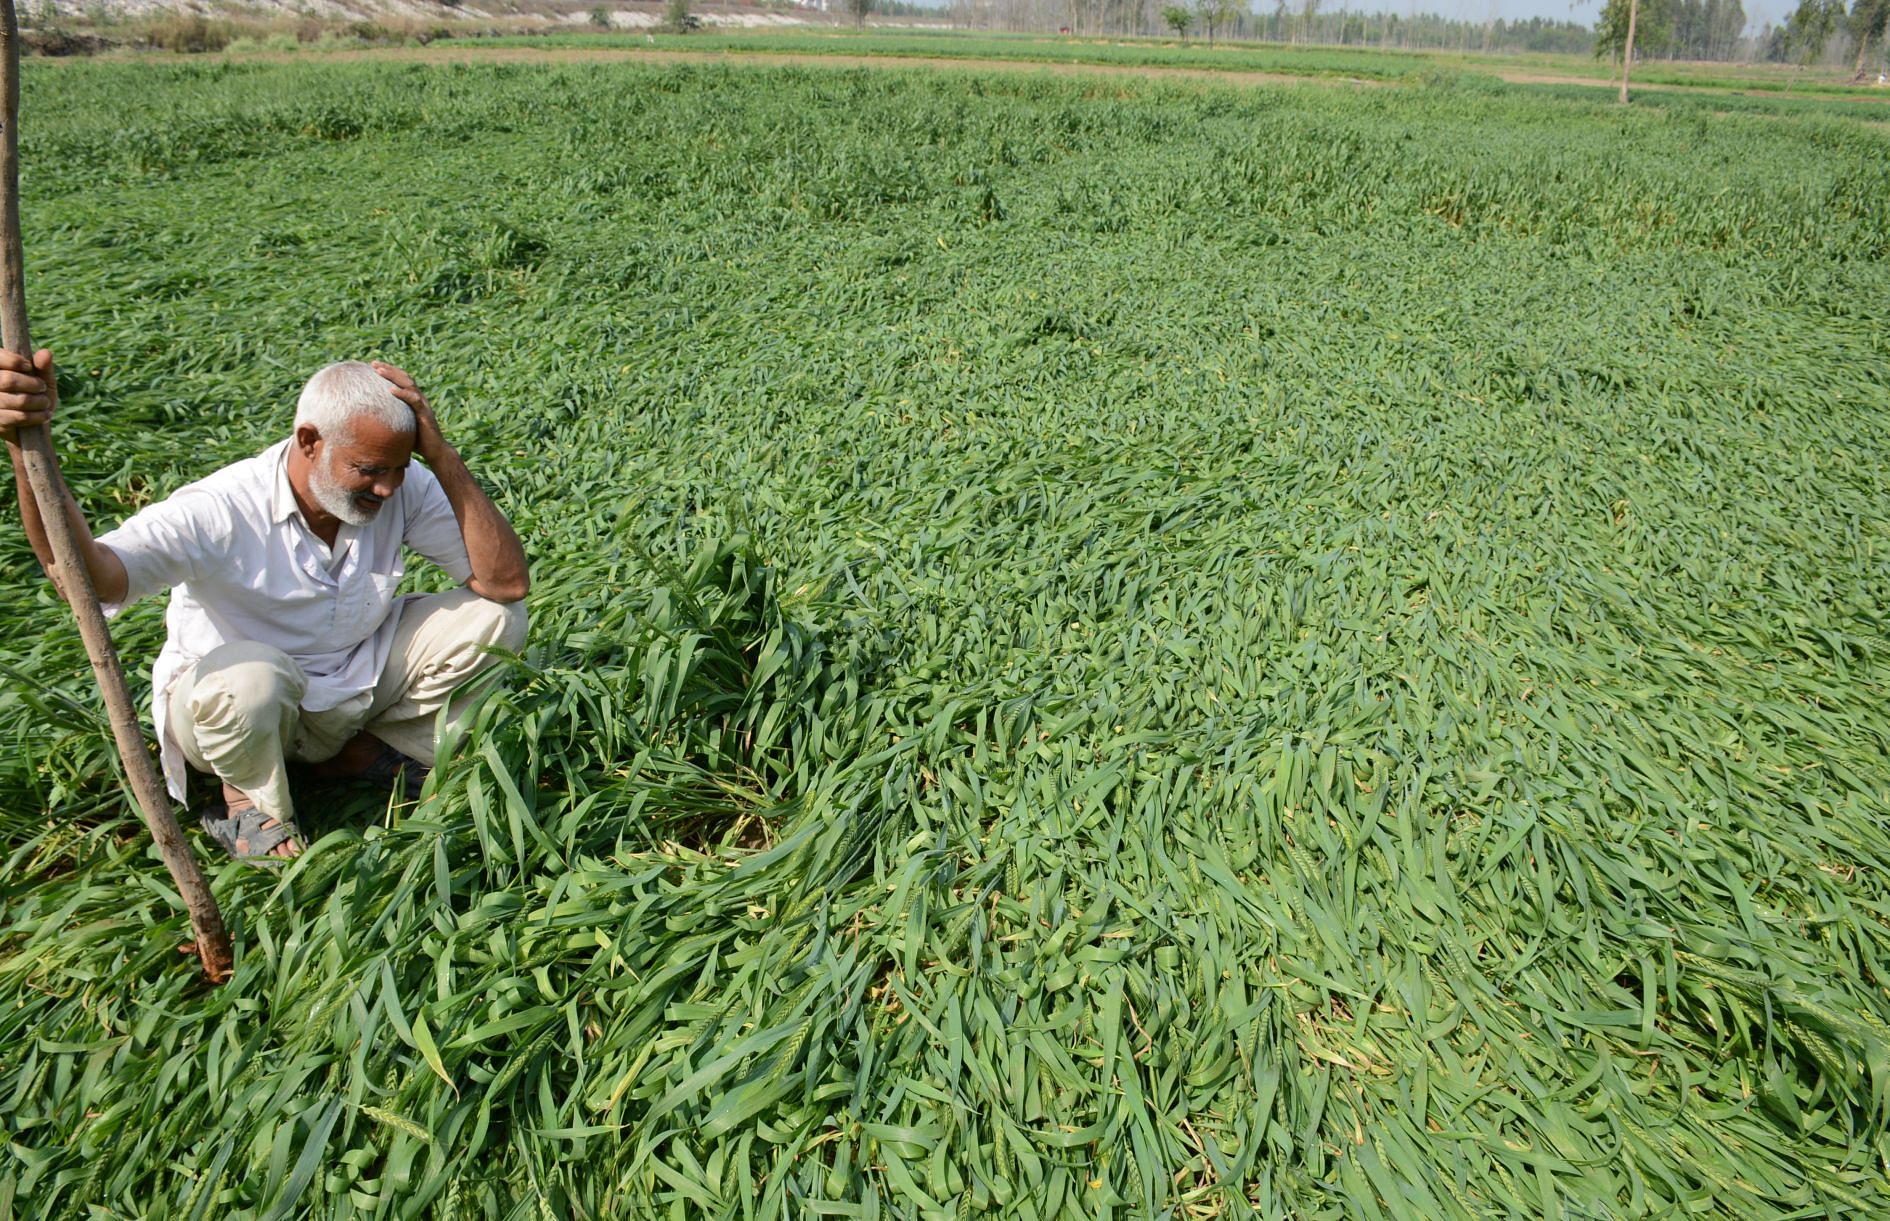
{"left": 309, "top": 450, "right": 383, "bottom": 526}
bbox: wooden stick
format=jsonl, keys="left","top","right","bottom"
{"left": 1618, "top": 0, "right": 1640, "bottom": 106}
{"left": 0, "top": 1, "right": 231, "bottom": 983}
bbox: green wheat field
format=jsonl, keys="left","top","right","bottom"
{"left": 2, "top": 51, "right": 1889, "bottom": 1218}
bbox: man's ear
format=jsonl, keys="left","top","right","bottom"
{"left": 294, "top": 423, "right": 322, "bottom": 458}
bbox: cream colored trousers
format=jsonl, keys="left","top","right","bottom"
{"left": 167, "top": 589, "right": 528, "bottom": 822}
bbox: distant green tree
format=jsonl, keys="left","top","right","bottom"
{"left": 588, "top": 5, "right": 611, "bottom": 27}
{"left": 1645, "top": 0, "right": 1757, "bottom": 62}
{"left": 847, "top": 0, "right": 875, "bottom": 26}
{"left": 1162, "top": 3, "right": 1192, "bottom": 36}
{"left": 661, "top": 0, "right": 697, "bottom": 32}
{"left": 1851, "top": 0, "right": 1890, "bottom": 77}
{"left": 1195, "top": 0, "right": 1242, "bottom": 39}
{"left": 1782, "top": 0, "right": 1845, "bottom": 64}
{"left": 1760, "top": 19, "right": 1789, "bottom": 58}
{"left": 1597, "top": 0, "right": 1673, "bottom": 60}
{"left": 1707, "top": 0, "right": 1748, "bottom": 59}
{"left": 1596, "top": 0, "right": 1671, "bottom": 101}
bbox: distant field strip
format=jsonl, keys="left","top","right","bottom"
{"left": 471, "top": 30, "right": 1890, "bottom": 98}
{"left": 185, "top": 37, "right": 1890, "bottom": 122}
{"left": 234, "top": 44, "right": 1386, "bottom": 90}
{"left": 2, "top": 58, "right": 1889, "bottom": 1218}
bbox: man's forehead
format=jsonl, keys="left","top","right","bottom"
{"left": 334, "top": 416, "right": 414, "bottom": 455}
{"left": 339, "top": 445, "right": 413, "bottom": 465}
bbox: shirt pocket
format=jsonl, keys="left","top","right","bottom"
{"left": 368, "top": 570, "right": 402, "bottom": 614}
{"left": 339, "top": 570, "right": 404, "bottom": 648}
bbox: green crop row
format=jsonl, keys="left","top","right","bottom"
{"left": 490, "top": 29, "right": 1444, "bottom": 79}
{"left": 473, "top": 30, "right": 1890, "bottom": 98}
{"left": 2, "top": 57, "right": 1889, "bottom": 1218}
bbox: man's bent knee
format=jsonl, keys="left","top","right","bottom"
{"left": 169, "top": 642, "right": 307, "bottom": 787}
{"left": 184, "top": 642, "right": 306, "bottom": 733}
{"left": 432, "top": 589, "right": 527, "bottom": 657}
{"left": 446, "top": 596, "right": 526, "bottom": 684}
{"left": 382, "top": 591, "right": 527, "bottom": 701}
{"left": 487, "top": 598, "right": 528, "bottom": 653}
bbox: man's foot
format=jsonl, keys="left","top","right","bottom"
{"left": 307, "top": 732, "right": 429, "bottom": 795}
{"left": 199, "top": 784, "right": 302, "bottom": 860}
{"left": 358, "top": 744, "right": 430, "bottom": 796}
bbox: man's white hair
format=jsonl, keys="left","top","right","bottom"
{"left": 294, "top": 361, "right": 415, "bottom": 442}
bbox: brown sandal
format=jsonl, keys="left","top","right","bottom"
{"left": 198, "top": 801, "right": 304, "bottom": 860}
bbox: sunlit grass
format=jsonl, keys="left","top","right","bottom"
{"left": 3, "top": 57, "right": 1889, "bottom": 1217}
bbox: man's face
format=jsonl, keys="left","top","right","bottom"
{"left": 308, "top": 417, "right": 414, "bottom": 527}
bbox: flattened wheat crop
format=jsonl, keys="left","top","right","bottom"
{"left": 3, "top": 57, "right": 1890, "bottom": 1218}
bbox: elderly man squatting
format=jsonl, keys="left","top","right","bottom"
{"left": 1, "top": 349, "right": 528, "bottom": 859}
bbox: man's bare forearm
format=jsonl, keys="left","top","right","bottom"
{"left": 7, "top": 440, "right": 127, "bottom": 604}
{"left": 7, "top": 438, "right": 48, "bottom": 568}
{"left": 427, "top": 444, "right": 528, "bottom": 604}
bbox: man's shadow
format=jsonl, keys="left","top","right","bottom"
{"left": 183, "top": 764, "right": 423, "bottom": 853}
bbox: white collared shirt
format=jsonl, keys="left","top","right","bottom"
{"left": 97, "top": 438, "right": 473, "bottom": 798}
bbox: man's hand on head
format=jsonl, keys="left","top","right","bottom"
{"left": 367, "top": 360, "right": 525, "bottom": 603}
{"left": 371, "top": 361, "right": 449, "bottom": 466}
{"left": 0, "top": 349, "right": 56, "bottom": 445}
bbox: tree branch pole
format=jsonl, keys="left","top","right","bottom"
{"left": 1618, "top": 0, "right": 1639, "bottom": 105}
{"left": 0, "top": 0, "right": 232, "bottom": 984}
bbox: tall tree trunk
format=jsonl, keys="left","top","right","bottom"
{"left": 1619, "top": 0, "right": 1640, "bottom": 104}
{"left": 0, "top": 0, "right": 233, "bottom": 984}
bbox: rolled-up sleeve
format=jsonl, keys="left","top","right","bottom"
{"left": 400, "top": 468, "right": 474, "bottom": 586}
{"left": 94, "top": 490, "right": 233, "bottom": 616}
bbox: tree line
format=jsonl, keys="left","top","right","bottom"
{"left": 1594, "top": 0, "right": 1748, "bottom": 61}
{"left": 950, "top": 0, "right": 1890, "bottom": 69}
{"left": 1767, "top": 0, "right": 1887, "bottom": 72}
{"left": 1594, "top": 0, "right": 1887, "bottom": 70}
{"left": 949, "top": 0, "right": 1595, "bottom": 54}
